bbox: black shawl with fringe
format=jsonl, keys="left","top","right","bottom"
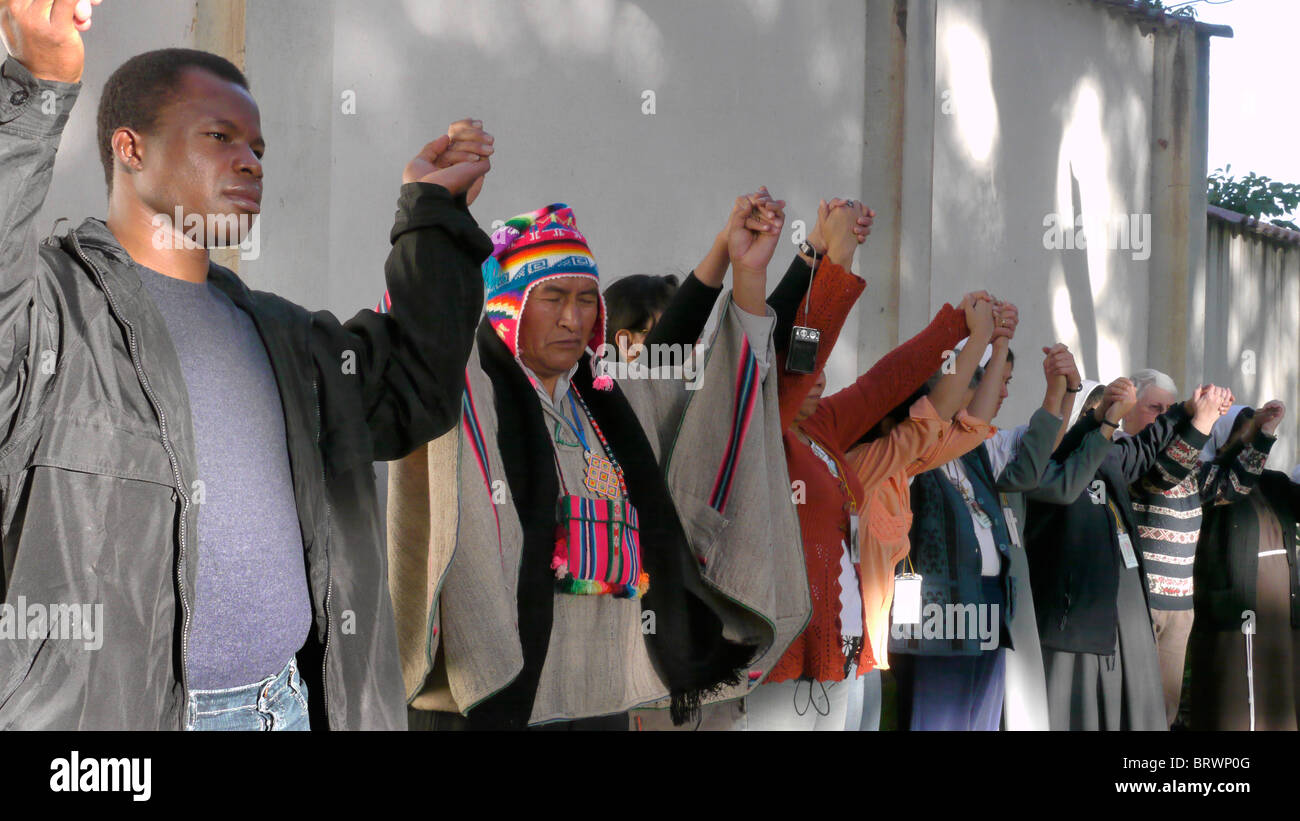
{"left": 465, "top": 319, "right": 754, "bottom": 728}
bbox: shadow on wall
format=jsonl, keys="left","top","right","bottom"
{"left": 1063, "top": 163, "right": 1100, "bottom": 380}
{"left": 932, "top": 1, "right": 1152, "bottom": 396}
{"left": 310, "top": 0, "right": 869, "bottom": 334}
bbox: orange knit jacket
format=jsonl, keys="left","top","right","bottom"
{"left": 768, "top": 284, "right": 969, "bottom": 683}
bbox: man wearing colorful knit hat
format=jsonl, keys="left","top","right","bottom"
{"left": 386, "top": 194, "right": 811, "bottom": 729}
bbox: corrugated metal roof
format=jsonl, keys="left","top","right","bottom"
{"left": 1208, "top": 204, "right": 1300, "bottom": 247}
{"left": 1090, "top": 0, "right": 1234, "bottom": 39}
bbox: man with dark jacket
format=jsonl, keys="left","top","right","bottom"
{"left": 0, "top": 0, "right": 492, "bottom": 729}
{"left": 1025, "top": 379, "right": 1223, "bottom": 730}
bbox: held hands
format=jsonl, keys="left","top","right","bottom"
{"left": 1095, "top": 377, "right": 1137, "bottom": 425}
{"left": 728, "top": 186, "right": 783, "bottom": 240}
{"left": 1041, "top": 343, "right": 1077, "bottom": 389}
{"left": 403, "top": 119, "right": 493, "bottom": 201}
{"left": 1190, "top": 385, "right": 1231, "bottom": 434}
{"left": 694, "top": 189, "right": 781, "bottom": 290}
{"left": 821, "top": 200, "right": 873, "bottom": 269}
{"left": 728, "top": 186, "right": 786, "bottom": 278}
{"left": 429, "top": 118, "right": 494, "bottom": 205}
{"left": 962, "top": 293, "right": 995, "bottom": 344}
{"left": 1250, "top": 400, "right": 1286, "bottom": 436}
{"left": 806, "top": 198, "right": 874, "bottom": 269}
{"left": 991, "top": 300, "right": 1018, "bottom": 345}
{"left": 1181, "top": 384, "right": 1232, "bottom": 417}
{"left": 958, "top": 290, "right": 992, "bottom": 326}
{"left": 1, "top": 0, "right": 102, "bottom": 83}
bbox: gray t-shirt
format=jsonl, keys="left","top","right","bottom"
{"left": 138, "top": 266, "right": 312, "bottom": 689}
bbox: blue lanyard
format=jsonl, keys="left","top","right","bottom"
{"left": 554, "top": 391, "right": 591, "bottom": 452}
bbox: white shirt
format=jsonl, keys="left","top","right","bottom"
{"left": 984, "top": 424, "right": 1028, "bottom": 481}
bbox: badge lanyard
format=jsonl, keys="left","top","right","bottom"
{"left": 945, "top": 462, "right": 993, "bottom": 529}
{"left": 550, "top": 389, "right": 627, "bottom": 502}
{"left": 1000, "top": 492, "right": 1022, "bottom": 548}
{"left": 1106, "top": 497, "right": 1139, "bottom": 570}
{"left": 801, "top": 431, "right": 859, "bottom": 562}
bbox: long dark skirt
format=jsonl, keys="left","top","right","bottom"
{"left": 1190, "top": 552, "right": 1299, "bottom": 731}
{"left": 1042, "top": 562, "right": 1166, "bottom": 730}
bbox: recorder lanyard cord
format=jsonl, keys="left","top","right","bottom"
{"left": 1246, "top": 627, "right": 1256, "bottom": 731}
{"left": 802, "top": 250, "right": 818, "bottom": 325}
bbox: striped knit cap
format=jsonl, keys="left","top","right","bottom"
{"left": 482, "top": 205, "right": 607, "bottom": 385}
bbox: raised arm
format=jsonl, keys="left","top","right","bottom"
{"left": 1028, "top": 377, "right": 1135, "bottom": 503}
{"left": 1107, "top": 384, "right": 1217, "bottom": 486}
{"left": 320, "top": 132, "right": 493, "bottom": 463}
{"left": 966, "top": 336, "right": 1010, "bottom": 424}
{"left": 927, "top": 295, "right": 994, "bottom": 420}
{"left": 644, "top": 189, "right": 781, "bottom": 349}
{"left": 0, "top": 0, "right": 94, "bottom": 434}
{"left": 801, "top": 294, "right": 977, "bottom": 453}
{"left": 727, "top": 187, "right": 784, "bottom": 319}
{"left": 769, "top": 197, "right": 873, "bottom": 354}
{"left": 993, "top": 343, "right": 1071, "bottom": 491}
{"left": 773, "top": 200, "right": 869, "bottom": 430}
{"left": 1202, "top": 400, "right": 1283, "bottom": 505}
{"left": 1135, "top": 385, "right": 1224, "bottom": 494}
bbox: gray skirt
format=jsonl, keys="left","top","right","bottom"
{"left": 1042, "top": 562, "right": 1166, "bottom": 730}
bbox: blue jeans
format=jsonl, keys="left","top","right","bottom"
{"left": 185, "top": 657, "right": 310, "bottom": 731}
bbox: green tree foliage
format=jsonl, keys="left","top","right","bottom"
{"left": 1208, "top": 165, "right": 1300, "bottom": 232}
{"left": 1133, "top": 0, "right": 1198, "bottom": 19}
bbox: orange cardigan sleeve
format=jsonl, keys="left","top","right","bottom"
{"left": 910, "top": 408, "right": 995, "bottom": 474}
{"left": 845, "top": 396, "right": 949, "bottom": 491}
{"left": 776, "top": 259, "right": 866, "bottom": 432}
{"left": 801, "top": 303, "right": 968, "bottom": 454}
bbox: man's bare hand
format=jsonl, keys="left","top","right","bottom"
{"left": 0, "top": 0, "right": 101, "bottom": 83}
{"left": 403, "top": 133, "right": 491, "bottom": 199}
{"left": 431, "top": 118, "right": 494, "bottom": 205}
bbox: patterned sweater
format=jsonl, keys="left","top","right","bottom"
{"left": 1128, "top": 430, "right": 1274, "bottom": 610}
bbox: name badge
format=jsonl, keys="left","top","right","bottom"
{"left": 893, "top": 573, "right": 923, "bottom": 624}
{"left": 848, "top": 514, "right": 860, "bottom": 563}
{"left": 1117, "top": 531, "right": 1139, "bottom": 569}
{"left": 1003, "top": 506, "right": 1021, "bottom": 548}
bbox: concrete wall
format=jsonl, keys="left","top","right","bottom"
{"left": 41, "top": 0, "right": 197, "bottom": 228}
{"left": 240, "top": 0, "right": 869, "bottom": 336}
{"left": 34, "top": 0, "right": 1260, "bottom": 444}
{"left": 877, "top": 0, "right": 1203, "bottom": 430}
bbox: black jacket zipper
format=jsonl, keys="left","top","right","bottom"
{"left": 69, "top": 234, "right": 194, "bottom": 729}
{"left": 312, "top": 375, "right": 333, "bottom": 726}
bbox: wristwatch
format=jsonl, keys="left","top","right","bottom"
{"left": 797, "top": 240, "right": 820, "bottom": 261}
